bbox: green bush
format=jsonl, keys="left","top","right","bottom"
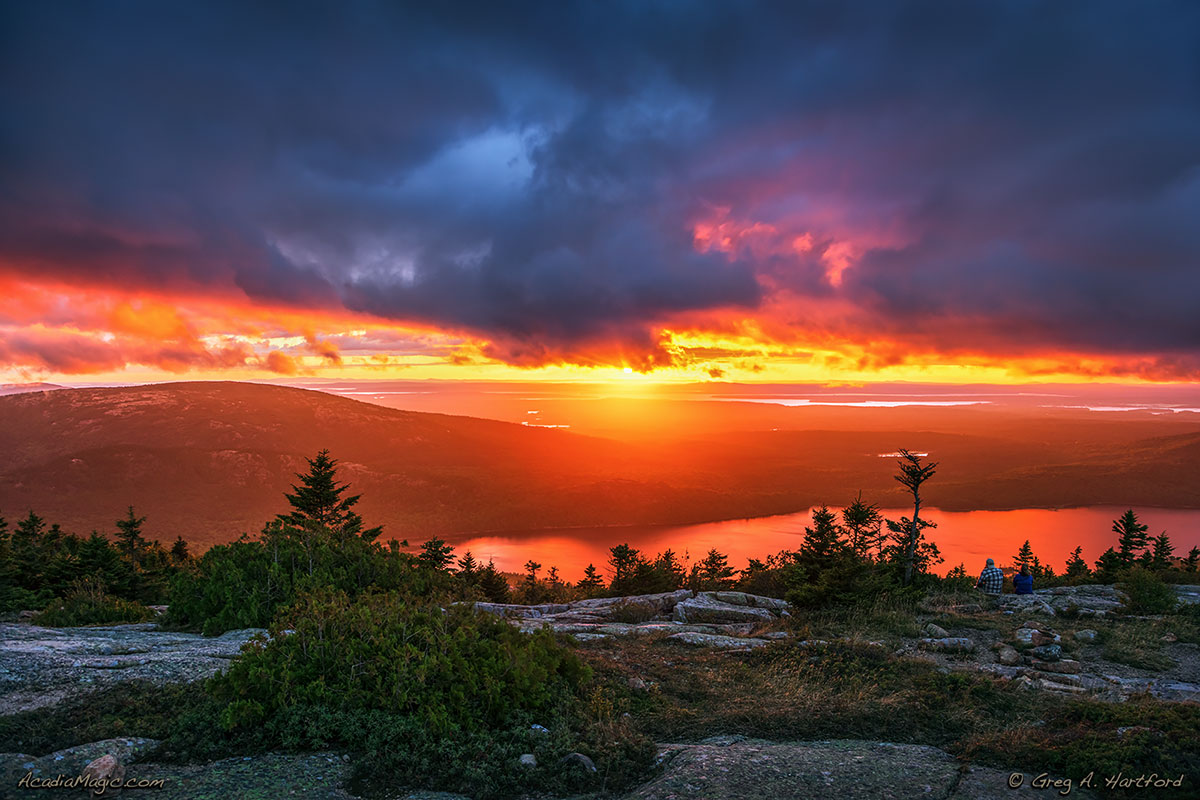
{"left": 1118, "top": 567, "right": 1177, "bottom": 615}
{"left": 165, "top": 522, "right": 440, "bottom": 635}
{"left": 33, "top": 578, "right": 155, "bottom": 627}
{"left": 201, "top": 589, "right": 652, "bottom": 797}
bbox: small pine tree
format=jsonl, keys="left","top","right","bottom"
{"left": 1094, "top": 547, "right": 1124, "bottom": 582}
{"left": 1150, "top": 532, "right": 1174, "bottom": 570}
{"left": 1012, "top": 540, "right": 1035, "bottom": 572}
{"left": 841, "top": 492, "right": 884, "bottom": 558}
{"left": 170, "top": 536, "right": 190, "bottom": 562}
{"left": 477, "top": 560, "right": 511, "bottom": 603}
{"left": 1064, "top": 546, "right": 1090, "bottom": 578}
{"left": 15, "top": 511, "right": 46, "bottom": 542}
{"left": 419, "top": 538, "right": 455, "bottom": 572}
{"left": 651, "top": 549, "right": 686, "bottom": 590}
{"left": 692, "top": 548, "right": 735, "bottom": 591}
{"left": 799, "top": 506, "right": 846, "bottom": 568}
{"left": 1113, "top": 509, "right": 1149, "bottom": 566}
{"left": 577, "top": 564, "right": 604, "bottom": 595}
{"left": 457, "top": 550, "right": 479, "bottom": 577}
{"left": 1185, "top": 546, "right": 1200, "bottom": 572}
{"left": 607, "top": 544, "right": 645, "bottom": 592}
{"left": 1031, "top": 555, "right": 1054, "bottom": 581}
{"left": 114, "top": 507, "right": 148, "bottom": 559}
{"left": 279, "top": 450, "right": 382, "bottom": 541}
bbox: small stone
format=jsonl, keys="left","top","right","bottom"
{"left": 1032, "top": 658, "right": 1081, "bottom": 674}
{"left": 82, "top": 753, "right": 125, "bottom": 789}
{"left": 996, "top": 645, "right": 1020, "bottom": 666}
{"left": 1030, "top": 644, "right": 1062, "bottom": 661}
{"left": 1030, "top": 632, "right": 1060, "bottom": 647}
{"left": 1161, "top": 633, "right": 1178, "bottom": 643}
{"left": 924, "top": 623, "right": 949, "bottom": 638}
{"left": 530, "top": 724, "right": 549, "bottom": 734}
{"left": 1074, "top": 629, "right": 1098, "bottom": 642}
{"left": 1020, "top": 620, "right": 1041, "bottom": 629}
{"left": 560, "top": 752, "right": 597, "bottom": 772}
{"left": 627, "top": 677, "right": 647, "bottom": 691}
{"left": 1013, "top": 628, "right": 1035, "bottom": 644}
{"left": 519, "top": 754, "right": 537, "bottom": 768}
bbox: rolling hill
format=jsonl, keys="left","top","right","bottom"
{"left": 1, "top": 382, "right": 1198, "bottom": 549}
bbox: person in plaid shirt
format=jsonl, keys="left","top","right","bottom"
{"left": 976, "top": 558, "right": 1004, "bottom": 594}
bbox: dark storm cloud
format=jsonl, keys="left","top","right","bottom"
{"left": 2, "top": 0, "right": 1198, "bottom": 360}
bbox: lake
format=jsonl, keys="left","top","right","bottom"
{"left": 448, "top": 506, "right": 1200, "bottom": 581}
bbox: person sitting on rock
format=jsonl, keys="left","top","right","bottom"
{"left": 975, "top": 558, "right": 1004, "bottom": 595}
{"left": 1013, "top": 565, "right": 1033, "bottom": 595}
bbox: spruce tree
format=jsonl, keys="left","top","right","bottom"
{"left": 457, "top": 550, "right": 479, "bottom": 577}
{"left": 114, "top": 506, "right": 148, "bottom": 558}
{"left": 170, "top": 536, "right": 190, "bottom": 562}
{"left": 1012, "top": 540, "right": 1035, "bottom": 572}
{"left": 607, "top": 544, "right": 644, "bottom": 592}
{"left": 651, "top": 549, "right": 686, "bottom": 590}
{"left": 1113, "top": 509, "right": 1149, "bottom": 566}
{"left": 14, "top": 511, "right": 46, "bottom": 543}
{"left": 800, "top": 505, "right": 846, "bottom": 569}
{"left": 1065, "top": 546, "right": 1090, "bottom": 578}
{"left": 1186, "top": 546, "right": 1200, "bottom": 572}
{"left": 841, "top": 492, "right": 884, "bottom": 557}
{"left": 1094, "top": 547, "right": 1123, "bottom": 582}
{"left": 1150, "top": 532, "right": 1174, "bottom": 570}
{"left": 279, "top": 450, "right": 382, "bottom": 541}
{"left": 693, "top": 548, "right": 735, "bottom": 591}
{"left": 419, "top": 537, "right": 455, "bottom": 571}
{"left": 891, "top": 450, "right": 938, "bottom": 586}
{"left": 578, "top": 563, "right": 604, "bottom": 594}
{"left": 477, "top": 560, "right": 511, "bottom": 603}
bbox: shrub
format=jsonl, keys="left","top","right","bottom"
{"left": 165, "top": 522, "right": 439, "bottom": 635}
{"left": 33, "top": 578, "right": 155, "bottom": 627}
{"left": 1118, "top": 567, "right": 1177, "bottom": 615}
{"left": 202, "top": 589, "right": 652, "bottom": 798}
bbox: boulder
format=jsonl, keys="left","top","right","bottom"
{"left": 673, "top": 596, "right": 776, "bottom": 625}
{"left": 700, "top": 591, "right": 790, "bottom": 611}
{"left": 1073, "top": 629, "right": 1098, "bottom": 642}
{"left": 572, "top": 589, "right": 693, "bottom": 616}
{"left": 1031, "top": 658, "right": 1080, "bottom": 675}
{"left": 518, "top": 754, "right": 537, "bottom": 768}
{"left": 1030, "top": 644, "right": 1062, "bottom": 662}
{"left": 995, "top": 645, "right": 1020, "bottom": 666}
{"left": 1036, "top": 678, "right": 1086, "bottom": 694}
{"left": 668, "top": 632, "right": 770, "bottom": 649}
{"left": 923, "top": 623, "right": 949, "bottom": 638}
{"left": 1031, "top": 631, "right": 1061, "bottom": 646}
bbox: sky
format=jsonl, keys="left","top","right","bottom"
{"left": 2, "top": 1, "right": 1199, "bottom": 386}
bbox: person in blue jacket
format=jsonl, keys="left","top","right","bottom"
{"left": 1013, "top": 565, "right": 1034, "bottom": 595}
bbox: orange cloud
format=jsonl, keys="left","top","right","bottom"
{"left": 264, "top": 351, "right": 298, "bottom": 374}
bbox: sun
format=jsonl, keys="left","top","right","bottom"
{"left": 623, "top": 367, "right": 633, "bottom": 374}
